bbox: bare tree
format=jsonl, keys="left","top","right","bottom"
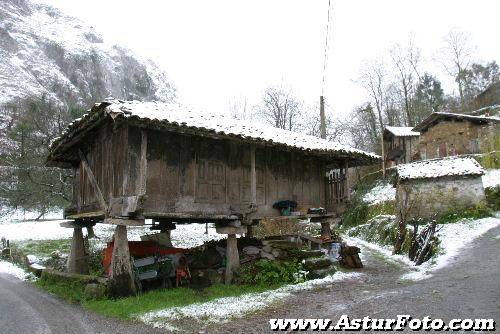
{"left": 255, "top": 85, "right": 302, "bottom": 131}
{"left": 360, "top": 60, "right": 388, "bottom": 177}
{"left": 441, "top": 30, "right": 475, "bottom": 105}
{"left": 390, "top": 41, "right": 421, "bottom": 126}
{"left": 301, "top": 101, "right": 348, "bottom": 143}
{"left": 347, "top": 103, "right": 379, "bottom": 152}
{"left": 228, "top": 96, "right": 250, "bottom": 121}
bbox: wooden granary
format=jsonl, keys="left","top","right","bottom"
{"left": 47, "top": 99, "right": 379, "bottom": 294}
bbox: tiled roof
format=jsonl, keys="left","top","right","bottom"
{"left": 396, "top": 157, "right": 484, "bottom": 181}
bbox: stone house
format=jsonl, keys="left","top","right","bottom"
{"left": 394, "top": 157, "right": 485, "bottom": 221}
{"left": 467, "top": 82, "right": 500, "bottom": 112}
{"left": 383, "top": 126, "right": 420, "bottom": 166}
{"left": 412, "top": 112, "right": 500, "bottom": 160}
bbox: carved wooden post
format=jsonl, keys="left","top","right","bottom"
{"left": 138, "top": 130, "right": 148, "bottom": 196}
{"left": 344, "top": 160, "right": 350, "bottom": 202}
{"left": 66, "top": 227, "right": 88, "bottom": 274}
{"left": 109, "top": 225, "right": 136, "bottom": 297}
{"left": 250, "top": 145, "right": 257, "bottom": 204}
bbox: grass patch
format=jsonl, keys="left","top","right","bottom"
{"left": 436, "top": 204, "right": 493, "bottom": 225}
{"left": 13, "top": 238, "right": 71, "bottom": 258}
{"left": 83, "top": 283, "right": 279, "bottom": 320}
{"left": 472, "top": 151, "right": 500, "bottom": 169}
{"left": 36, "top": 275, "right": 87, "bottom": 303}
{"left": 35, "top": 270, "right": 282, "bottom": 320}
{"left": 342, "top": 200, "right": 395, "bottom": 229}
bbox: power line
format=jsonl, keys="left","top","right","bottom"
{"left": 321, "top": 0, "right": 333, "bottom": 96}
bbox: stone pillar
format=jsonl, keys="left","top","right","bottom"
{"left": 109, "top": 225, "right": 136, "bottom": 297}
{"left": 225, "top": 234, "right": 239, "bottom": 284}
{"left": 216, "top": 225, "right": 246, "bottom": 284}
{"left": 66, "top": 227, "right": 88, "bottom": 274}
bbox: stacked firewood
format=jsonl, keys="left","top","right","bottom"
{"left": 409, "top": 222, "right": 438, "bottom": 265}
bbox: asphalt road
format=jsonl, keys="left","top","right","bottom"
{"left": 0, "top": 272, "right": 167, "bottom": 334}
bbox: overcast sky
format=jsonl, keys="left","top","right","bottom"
{"left": 44, "top": 0, "right": 499, "bottom": 118}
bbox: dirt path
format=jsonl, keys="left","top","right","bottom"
{"left": 209, "top": 224, "right": 500, "bottom": 333}
{"left": 0, "top": 272, "right": 168, "bottom": 334}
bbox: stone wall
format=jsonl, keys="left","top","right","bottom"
{"left": 478, "top": 122, "right": 500, "bottom": 153}
{"left": 414, "top": 120, "right": 498, "bottom": 160}
{"left": 396, "top": 176, "right": 485, "bottom": 221}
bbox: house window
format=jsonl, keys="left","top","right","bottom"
{"left": 470, "top": 139, "right": 480, "bottom": 154}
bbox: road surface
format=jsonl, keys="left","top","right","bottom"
{"left": 0, "top": 271, "right": 167, "bottom": 334}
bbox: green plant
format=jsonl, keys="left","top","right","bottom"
{"left": 485, "top": 187, "right": 500, "bottom": 210}
{"left": 436, "top": 203, "right": 492, "bottom": 225}
{"left": 36, "top": 275, "right": 87, "bottom": 303}
{"left": 14, "top": 239, "right": 71, "bottom": 258}
{"left": 237, "top": 259, "right": 305, "bottom": 286}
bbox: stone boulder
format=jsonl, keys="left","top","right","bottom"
{"left": 84, "top": 283, "right": 107, "bottom": 300}
{"left": 303, "top": 257, "right": 333, "bottom": 271}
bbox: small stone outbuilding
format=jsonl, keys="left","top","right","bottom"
{"left": 394, "top": 157, "right": 485, "bottom": 221}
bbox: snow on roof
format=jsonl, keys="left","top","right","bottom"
{"left": 414, "top": 112, "right": 500, "bottom": 132}
{"left": 396, "top": 157, "right": 484, "bottom": 181}
{"left": 50, "top": 99, "right": 380, "bottom": 163}
{"left": 385, "top": 126, "right": 420, "bottom": 137}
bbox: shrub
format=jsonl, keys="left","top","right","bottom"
{"left": 485, "top": 187, "right": 500, "bottom": 211}
{"left": 236, "top": 259, "right": 305, "bottom": 286}
{"left": 436, "top": 203, "right": 493, "bottom": 225}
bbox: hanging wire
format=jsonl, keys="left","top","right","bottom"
{"left": 321, "top": 0, "right": 333, "bottom": 96}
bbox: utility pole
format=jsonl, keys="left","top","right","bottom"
{"left": 320, "top": 95, "right": 326, "bottom": 139}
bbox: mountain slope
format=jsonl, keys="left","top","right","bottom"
{"left": 0, "top": 0, "right": 176, "bottom": 107}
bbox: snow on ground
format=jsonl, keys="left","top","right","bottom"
{"left": 91, "top": 222, "right": 225, "bottom": 249}
{"left": 482, "top": 169, "right": 500, "bottom": 189}
{"left": 348, "top": 213, "right": 500, "bottom": 281}
{"left": 362, "top": 182, "right": 396, "bottom": 205}
{"left": 0, "top": 260, "right": 29, "bottom": 280}
{"left": 0, "top": 209, "right": 63, "bottom": 224}
{"left": 0, "top": 216, "right": 223, "bottom": 250}
{"left": 138, "top": 271, "right": 363, "bottom": 330}
{"left": 0, "top": 219, "right": 74, "bottom": 241}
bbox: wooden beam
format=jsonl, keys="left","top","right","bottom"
{"left": 66, "top": 210, "right": 105, "bottom": 220}
{"left": 60, "top": 221, "right": 96, "bottom": 229}
{"left": 250, "top": 145, "right": 257, "bottom": 204}
{"left": 143, "top": 212, "right": 240, "bottom": 221}
{"left": 344, "top": 160, "right": 350, "bottom": 201}
{"left": 137, "top": 130, "right": 148, "bottom": 196}
{"left": 78, "top": 150, "right": 108, "bottom": 213}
